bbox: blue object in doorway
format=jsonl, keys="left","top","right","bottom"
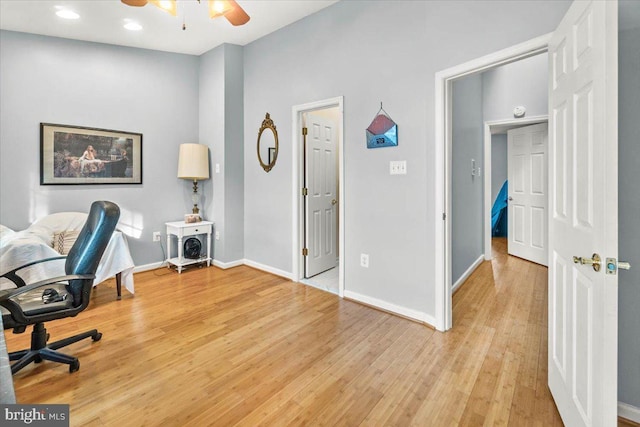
{"left": 491, "top": 180, "right": 508, "bottom": 237}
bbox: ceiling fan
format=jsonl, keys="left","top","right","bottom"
{"left": 121, "top": 0, "right": 250, "bottom": 26}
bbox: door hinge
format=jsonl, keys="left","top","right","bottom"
{"left": 442, "top": 213, "right": 447, "bottom": 220}
{"left": 302, "top": 127, "right": 308, "bottom": 136}
{"left": 302, "top": 248, "right": 308, "bottom": 256}
{"left": 302, "top": 187, "right": 308, "bottom": 196}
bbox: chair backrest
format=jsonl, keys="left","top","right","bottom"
{"left": 65, "top": 201, "right": 120, "bottom": 306}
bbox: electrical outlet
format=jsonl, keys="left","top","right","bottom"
{"left": 360, "top": 253, "right": 369, "bottom": 268}
{"left": 152, "top": 231, "right": 161, "bottom": 242}
{"left": 215, "top": 231, "right": 220, "bottom": 240}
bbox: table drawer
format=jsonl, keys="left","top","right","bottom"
{"left": 181, "top": 224, "right": 210, "bottom": 236}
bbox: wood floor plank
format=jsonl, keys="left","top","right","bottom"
{"left": 5, "top": 241, "right": 576, "bottom": 426}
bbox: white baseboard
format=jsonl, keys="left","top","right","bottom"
{"left": 133, "top": 261, "right": 165, "bottom": 273}
{"left": 452, "top": 254, "right": 485, "bottom": 294}
{"left": 343, "top": 290, "right": 437, "bottom": 328}
{"left": 243, "top": 259, "right": 294, "bottom": 280}
{"left": 619, "top": 401, "right": 640, "bottom": 423}
{"left": 213, "top": 259, "right": 244, "bottom": 269}
{"left": 133, "top": 258, "right": 292, "bottom": 280}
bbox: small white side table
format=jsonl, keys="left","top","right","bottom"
{"left": 165, "top": 220, "right": 214, "bottom": 273}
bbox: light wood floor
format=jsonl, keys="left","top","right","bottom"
{"left": 0, "top": 239, "right": 582, "bottom": 425}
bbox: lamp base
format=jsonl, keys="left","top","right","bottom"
{"left": 191, "top": 180, "right": 201, "bottom": 215}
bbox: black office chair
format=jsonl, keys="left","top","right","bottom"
{"left": 0, "top": 201, "right": 120, "bottom": 374}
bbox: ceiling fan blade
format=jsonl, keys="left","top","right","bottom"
{"left": 121, "top": 0, "right": 148, "bottom": 6}
{"left": 224, "top": 0, "right": 250, "bottom": 26}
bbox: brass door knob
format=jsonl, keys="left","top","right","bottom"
{"left": 573, "top": 253, "right": 601, "bottom": 272}
{"left": 331, "top": 199, "right": 337, "bottom": 205}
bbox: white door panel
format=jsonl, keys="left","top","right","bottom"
{"left": 507, "top": 122, "right": 548, "bottom": 266}
{"left": 305, "top": 112, "right": 338, "bottom": 277}
{"left": 547, "top": 1, "right": 618, "bottom": 426}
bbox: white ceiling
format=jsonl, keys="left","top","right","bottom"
{"left": 0, "top": 0, "right": 339, "bottom": 55}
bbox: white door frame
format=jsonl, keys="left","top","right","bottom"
{"left": 483, "top": 115, "right": 548, "bottom": 260}
{"left": 292, "top": 96, "right": 345, "bottom": 297}
{"left": 434, "top": 34, "right": 551, "bottom": 332}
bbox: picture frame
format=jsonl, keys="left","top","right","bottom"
{"left": 40, "top": 123, "right": 142, "bottom": 185}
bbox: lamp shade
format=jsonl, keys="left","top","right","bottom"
{"left": 177, "top": 143, "right": 210, "bottom": 180}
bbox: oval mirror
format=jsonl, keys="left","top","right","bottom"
{"left": 257, "top": 113, "right": 278, "bottom": 173}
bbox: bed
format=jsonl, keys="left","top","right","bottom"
{"left": 0, "top": 212, "right": 135, "bottom": 298}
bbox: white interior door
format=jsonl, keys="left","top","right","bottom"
{"left": 305, "top": 112, "right": 338, "bottom": 277}
{"left": 547, "top": 1, "right": 618, "bottom": 426}
{"left": 507, "top": 123, "right": 549, "bottom": 266}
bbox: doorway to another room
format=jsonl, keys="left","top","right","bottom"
{"left": 438, "top": 2, "right": 622, "bottom": 424}
{"left": 448, "top": 51, "right": 549, "bottom": 297}
{"left": 483, "top": 118, "right": 549, "bottom": 264}
{"left": 292, "top": 97, "right": 345, "bottom": 296}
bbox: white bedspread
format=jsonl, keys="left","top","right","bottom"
{"left": 0, "top": 213, "right": 135, "bottom": 294}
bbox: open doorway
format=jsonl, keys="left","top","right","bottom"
{"left": 448, "top": 51, "right": 549, "bottom": 294}
{"left": 436, "top": 2, "right": 624, "bottom": 424}
{"left": 292, "top": 97, "right": 345, "bottom": 296}
{"left": 483, "top": 117, "right": 548, "bottom": 263}
{"left": 434, "top": 35, "right": 553, "bottom": 332}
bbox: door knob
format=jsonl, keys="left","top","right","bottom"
{"left": 573, "top": 253, "right": 601, "bottom": 272}
{"left": 331, "top": 199, "right": 337, "bottom": 205}
{"left": 508, "top": 196, "right": 513, "bottom": 201}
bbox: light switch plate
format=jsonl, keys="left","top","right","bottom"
{"left": 390, "top": 160, "right": 407, "bottom": 175}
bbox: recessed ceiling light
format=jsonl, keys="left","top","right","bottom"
{"left": 124, "top": 22, "right": 143, "bottom": 31}
{"left": 55, "top": 10, "right": 80, "bottom": 20}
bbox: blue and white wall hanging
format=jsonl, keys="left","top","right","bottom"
{"left": 366, "top": 103, "right": 398, "bottom": 149}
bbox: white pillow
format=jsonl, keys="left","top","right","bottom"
{"left": 27, "top": 212, "right": 88, "bottom": 244}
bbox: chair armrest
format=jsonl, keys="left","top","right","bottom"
{"left": 0, "top": 256, "right": 66, "bottom": 288}
{"left": 0, "top": 274, "right": 94, "bottom": 302}
{"left": 0, "top": 274, "right": 94, "bottom": 325}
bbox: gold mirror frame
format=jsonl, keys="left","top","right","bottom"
{"left": 257, "top": 113, "right": 278, "bottom": 172}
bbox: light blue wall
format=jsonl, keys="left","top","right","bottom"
{"left": 0, "top": 0, "right": 574, "bottom": 321}
{"left": 482, "top": 53, "right": 548, "bottom": 122}
{"left": 0, "top": 30, "right": 200, "bottom": 266}
{"left": 198, "top": 44, "right": 244, "bottom": 263}
{"left": 242, "top": 0, "right": 571, "bottom": 316}
{"left": 452, "top": 75, "right": 484, "bottom": 284}
{"left": 223, "top": 45, "right": 245, "bottom": 263}
{"left": 618, "top": 8, "right": 640, "bottom": 409}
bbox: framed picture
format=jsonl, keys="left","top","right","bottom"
{"left": 40, "top": 123, "right": 142, "bottom": 185}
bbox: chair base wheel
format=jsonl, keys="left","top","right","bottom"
{"left": 9, "top": 324, "right": 101, "bottom": 375}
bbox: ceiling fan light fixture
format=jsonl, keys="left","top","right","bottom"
{"left": 148, "top": 0, "right": 177, "bottom": 16}
{"left": 122, "top": 0, "right": 249, "bottom": 26}
{"left": 208, "top": 0, "right": 232, "bottom": 19}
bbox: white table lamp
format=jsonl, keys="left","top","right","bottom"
{"left": 177, "top": 143, "right": 210, "bottom": 215}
